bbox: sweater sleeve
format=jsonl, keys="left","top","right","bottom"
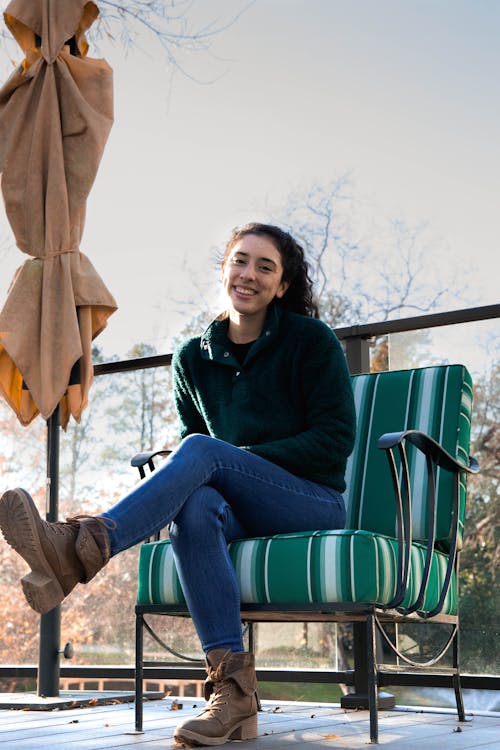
{"left": 245, "top": 325, "right": 356, "bottom": 488}
{"left": 172, "top": 342, "right": 209, "bottom": 440}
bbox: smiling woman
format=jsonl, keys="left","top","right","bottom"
{"left": 222, "top": 233, "right": 290, "bottom": 342}
{"left": 0, "top": 221, "right": 356, "bottom": 748}
{"left": 222, "top": 222, "right": 319, "bottom": 318}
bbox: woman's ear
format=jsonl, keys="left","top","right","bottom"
{"left": 276, "top": 280, "right": 290, "bottom": 299}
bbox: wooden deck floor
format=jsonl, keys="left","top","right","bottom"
{"left": 0, "top": 696, "right": 498, "bottom": 749}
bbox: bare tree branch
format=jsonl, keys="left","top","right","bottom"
{"left": 276, "top": 176, "right": 363, "bottom": 299}
{"left": 274, "top": 177, "right": 465, "bottom": 325}
{"left": 0, "top": 0, "right": 255, "bottom": 79}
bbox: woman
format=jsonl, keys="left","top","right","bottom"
{"left": 0, "top": 222, "right": 356, "bottom": 747}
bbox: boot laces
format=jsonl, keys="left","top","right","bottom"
{"left": 67, "top": 515, "right": 117, "bottom": 531}
{"left": 42, "top": 515, "right": 116, "bottom": 536}
{"left": 42, "top": 518, "right": 81, "bottom": 536}
{"left": 205, "top": 680, "right": 232, "bottom": 715}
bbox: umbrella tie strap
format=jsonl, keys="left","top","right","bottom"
{"left": 31, "top": 247, "right": 80, "bottom": 260}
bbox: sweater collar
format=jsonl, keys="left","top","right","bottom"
{"left": 200, "top": 301, "right": 283, "bottom": 366}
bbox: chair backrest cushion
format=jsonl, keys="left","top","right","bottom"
{"left": 344, "top": 364, "right": 473, "bottom": 549}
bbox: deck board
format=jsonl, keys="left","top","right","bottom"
{"left": 0, "top": 698, "right": 498, "bottom": 749}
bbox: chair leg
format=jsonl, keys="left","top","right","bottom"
{"left": 340, "top": 622, "right": 395, "bottom": 712}
{"left": 453, "top": 626, "right": 466, "bottom": 722}
{"left": 247, "top": 621, "right": 262, "bottom": 711}
{"left": 135, "top": 611, "right": 145, "bottom": 732}
{"left": 367, "top": 614, "right": 379, "bottom": 744}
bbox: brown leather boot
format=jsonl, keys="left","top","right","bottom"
{"left": 174, "top": 649, "right": 258, "bottom": 747}
{"left": 0, "top": 487, "right": 114, "bottom": 614}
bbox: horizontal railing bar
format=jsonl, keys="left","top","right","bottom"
{"left": 94, "top": 353, "right": 172, "bottom": 377}
{"left": 1, "top": 666, "right": 498, "bottom": 691}
{"left": 334, "top": 303, "right": 500, "bottom": 340}
{"left": 91, "top": 305, "right": 500, "bottom": 378}
{"left": 379, "top": 672, "right": 500, "bottom": 690}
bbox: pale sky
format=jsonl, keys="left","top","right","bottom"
{"left": 0, "top": 0, "right": 499, "bottom": 361}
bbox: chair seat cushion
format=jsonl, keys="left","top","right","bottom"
{"left": 137, "top": 530, "right": 456, "bottom": 615}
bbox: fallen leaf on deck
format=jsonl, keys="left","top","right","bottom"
{"left": 170, "top": 700, "right": 183, "bottom": 710}
{"left": 322, "top": 734, "right": 340, "bottom": 739}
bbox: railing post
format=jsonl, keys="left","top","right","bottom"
{"left": 341, "top": 337, "right": 395, "bottom": 714}
{"left": 340, "top": 622, "right": 396, "bottom": 714}
{"left": 38, "top": 406, "right": 61, "bottom": 697}
{"left": 135, "top": 612, "right": 144, "bottom": 732}
{"left": 343, "top": 336, "right": 371, "bottom": 375}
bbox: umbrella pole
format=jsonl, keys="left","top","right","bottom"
{"left": 37, "top": 405, "right": 61, "bottom": 697}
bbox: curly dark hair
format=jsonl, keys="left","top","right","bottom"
{"left": 223, "top": 222, "right": 319, "bottom": 318}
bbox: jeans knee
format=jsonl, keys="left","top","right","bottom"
{"left": 170, "top": 486, "right": 222, "bottom": 543}
{"left": 178, "top": 433, "right": 214, "bottom": 455}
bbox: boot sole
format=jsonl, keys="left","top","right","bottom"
{"left": 0, "top": 488, "right": 64, "bottom": 614}
{"left": 174, "top": 714, "right": 258, "bottom": 746}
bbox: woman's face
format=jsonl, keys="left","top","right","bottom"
{"left": 222, "top": 233, "right": 289, "bottom": 320}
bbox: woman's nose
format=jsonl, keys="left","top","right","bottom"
{"left": 239, "top": 262, "right": 255, "bottom": 279}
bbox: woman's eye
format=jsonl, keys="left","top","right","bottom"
{"left": 260, "top": 265, "right": 272, "bottom": 272}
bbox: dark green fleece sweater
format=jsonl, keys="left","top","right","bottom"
{"left": 172, "top": 303, "right": 356, "bottom": 491}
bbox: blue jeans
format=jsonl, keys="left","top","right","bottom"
{"left": 103, "top": 434, "right": 346, "bottom": 654}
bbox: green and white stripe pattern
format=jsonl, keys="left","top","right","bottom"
{"left": 137, "top": 539, "right": 184, "bottom": 605}
{"left": 136, "top": 365, "right": 472, "bottom": 616}
{"left": 137, "top": 530, "right": 456, "bottom": 614}
{"left": 344, "top": 365, "right": 473, "bottom": 548}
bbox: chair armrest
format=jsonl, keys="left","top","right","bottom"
{"left": 377, "top": 430, "right": 479, "bottom": 475}
{"left": 377, "top": 429, "right": 479, "bottom": 618}
{"left": 130, "top": 450, "right": 173, "bottom": 541}
{"left": 131, "top": 450, "right": 172, "bottom": 468}
{"left": 130, "top": 450, "right": 172, "bottom": 481}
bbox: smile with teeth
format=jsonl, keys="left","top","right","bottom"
{"left": 234, "top": 286, "right": 256, "bottom": 296}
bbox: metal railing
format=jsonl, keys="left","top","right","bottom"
{"left": 1, "top": 302, "right": 499, "bottom": 695}
{"left": 91, "top": 303, "right": 500, "bottom": 378}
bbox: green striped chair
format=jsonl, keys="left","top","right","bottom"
{"left": 133, "top": 364, "right": 478, "bottom": 742}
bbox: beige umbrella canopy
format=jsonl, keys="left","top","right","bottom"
{"left": 0, "top": 0, "right": 117, "bottom": 429}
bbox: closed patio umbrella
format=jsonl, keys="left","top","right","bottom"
{"left": 0, "top": 0, "right": 117, "bottom": 699}
{"left": 0, "top": 0, "right": 117, "bottom": 430}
